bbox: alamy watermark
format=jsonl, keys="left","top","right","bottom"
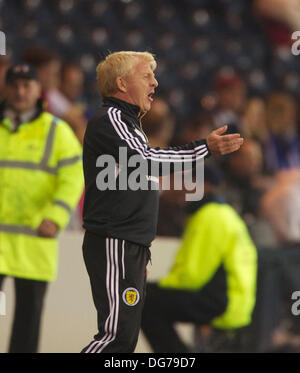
{"left": 291, "top": 31, "right": 300, "bottom": 56}
{"left": 0, "top": 291, "right": 6, "bottom": 316}
{"left": 0, "top": 31, "right": 6, "bottom": 55}
{"left": 291, "top": 291, "right": 300, "bottom": 316}
{"left": 95, "top": 147, "right": 205, "bottom": 201}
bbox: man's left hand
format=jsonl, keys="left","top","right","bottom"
{"left": 206, "top": 125, "right": 244, "bottom": 156}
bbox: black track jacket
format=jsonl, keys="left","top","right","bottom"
{"left": 82, "top": 97, "right": 210, "bottom": 247}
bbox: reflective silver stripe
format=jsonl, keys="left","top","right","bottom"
{"left": 0, "top": 117, "right": 59, "bottom": 174}
{"left": 86, "top": 238, "right": 119, "bottom": 353}
{"left": 40, "top": 118, "right": 58, "bottom": 168}
{"left": 0, "top": 160, "right": 57, "bottom": 174}
{"left": 53, "top": 199, "right": 73, "bottom": 214}
{"left": 121, "top": 240, "right": 125, "bottom": 280}
{"left": 0, "top": 156, "right": 81, "bottom": 174}
{"left": 0, "top": 117, "right": 81, "bottom": 174}
{"left": 0, "top": 224, "right": 38, "bottom": 236}
{"left": 57, "top": 155, "right": 82, "bottom": 168}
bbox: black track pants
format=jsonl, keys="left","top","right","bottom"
{"left": 81, "top": 231, "right": 151, "bottom": 353}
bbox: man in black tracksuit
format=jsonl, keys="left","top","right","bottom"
{"left": 81, "top": 51, "right": 244, "bottom": 353}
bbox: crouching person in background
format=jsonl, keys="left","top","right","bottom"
{"left": 0, "top": 64, "right": 84, "bottom": 353}
{"left": 141, "top": 164, "right": 257, "bottom": 353}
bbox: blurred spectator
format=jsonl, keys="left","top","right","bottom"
{"left": 0, "top": 57, "right": 10, "bottom": 102}
{"left": 156, "top": 179, "right": 187, "bottom": 238}
{"left": 0, "top": 63, "right": 84, "bottom": 352}
{"left": 143, "top": 98, "right": 185, "bottom": 237}
{"left": 60, "top": 63, "right": 84, "bottom": 104}
{"left": 212, "top": 69, "right": 247, "bottom": 134}
{"left": 22, "top": 47, "right": 61, "bottom": 99}
{"left": 261, "top": 168, "right": 300, "bottom": 246}
{"left": 254, "top": 0, "right": 299, "bottom": 48}
{"left": 179, "top": 110, "right": 214, "bottom": 145}
{"left": 142, "top": 97, "right": 175, "bottom": 148}
{"left": 254, "top": 0, "right": 300, "bottom": 30}
{"left": 23, "top": 47, "right": 87, "bottom": 144}
{"left": 259, "top": 168, "right": 300, "bottom": 352}
{"left": 222, "top": 139, "right": 265, "bottom": 215}
{"left": 221, "top": 139, "right": 275, "bottom": 247}
{"left": 153, "top": 109, "right": 216, "bottom": 238}
{"left": 60, "top": 63, "right": 87, "bottom": 227}
{"left": 141, "top": 164, "right": 257, "bottom": 352}
{"left": 265, "top": 92, "right": 300, "bottom": 171}
{"left": 242, "top": 97, "right": 268, "bottom": 146}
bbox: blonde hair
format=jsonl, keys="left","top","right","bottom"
{"left": 96, "top": 51, "right": 157, "bottom": 98}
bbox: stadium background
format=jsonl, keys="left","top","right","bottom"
{"left": 2, "top": 0, "right": 300, "bottom": 119}
{"left": 1, "top": 0, "right": 300, "bottom": 352}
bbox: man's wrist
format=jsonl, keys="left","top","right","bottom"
{"left": 204, "top": 139, "right": 211, "bottom": 157}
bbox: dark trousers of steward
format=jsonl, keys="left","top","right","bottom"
{"left": 81, "top": 230, "right": 151, "bottom": 353}
{"left": 0, "top": 274, "right": 48, "bottom": 353}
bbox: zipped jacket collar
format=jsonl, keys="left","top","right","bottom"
{"left": 102, "top": 96, "right": 140, "bottom": 119}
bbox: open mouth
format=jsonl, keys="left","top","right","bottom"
{"left": 148, "top": 92, "right": 154, "bottom": 102}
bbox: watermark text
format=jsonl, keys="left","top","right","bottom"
{"left": 0, "top": 31, "right": 6, "bottom": 55}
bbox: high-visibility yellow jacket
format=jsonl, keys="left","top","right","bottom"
{"left": 0, "top": 110, "right": 84, "bottom": 281}
{"left": 159, "top": 201, "right": 257, "bottom": 329}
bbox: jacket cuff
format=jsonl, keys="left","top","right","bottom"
{"left": 203, "top": 139, "right": 211, "bottom": 158}
{"left": 42, "top": 202, "right": 72, "bottom": 232}
{"left": 194, "top": 139, "right": 211, "bottom": 158}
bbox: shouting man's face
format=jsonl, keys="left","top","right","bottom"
{"left": 122, "top": 58, "right": 158, "bottom": 113}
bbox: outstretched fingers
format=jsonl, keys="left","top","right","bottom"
{"left": 219, "top": 138, "right": 244, "bottom": 155}
{"left": 220, "top": 133, "right": 242, "bottom": 142}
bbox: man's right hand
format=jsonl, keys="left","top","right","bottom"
{"left": 206, "top": 125, "right": 244, "bottom": 156}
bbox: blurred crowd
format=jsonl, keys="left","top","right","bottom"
{"left": 1, "top": 0, "right": 299, "bottom": 250}
{"left": 1, "top": 41, "right": 300, "bottom": 253}
{"left": 0, "top": 48, "right": 88, "bottom": 227}
{"left": 1, "top": 0, "right": 300, "bottom": 352}
{"left": 146, "top": 71, "right": 300, "bottom": 253}
{"left": 0, "top": 48, "right": 88, "bottom": 144}
{"left": 142, "top": 72, "right": 300, "bottom": 352}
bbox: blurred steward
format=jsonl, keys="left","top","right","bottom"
{"left": 22, "top": 46, "right": 87, "bottom": 144}
{"left": 212, "top": 69, "right": 247, "bottom": 134}
{"left": 141, "top": 164, "right": 257, "bottom": 352}
{"left": 0, "top": 64, "right": 84, "bottom": 352}
{"left": 264, "top": 92, "right": 300, "bottom": 171}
